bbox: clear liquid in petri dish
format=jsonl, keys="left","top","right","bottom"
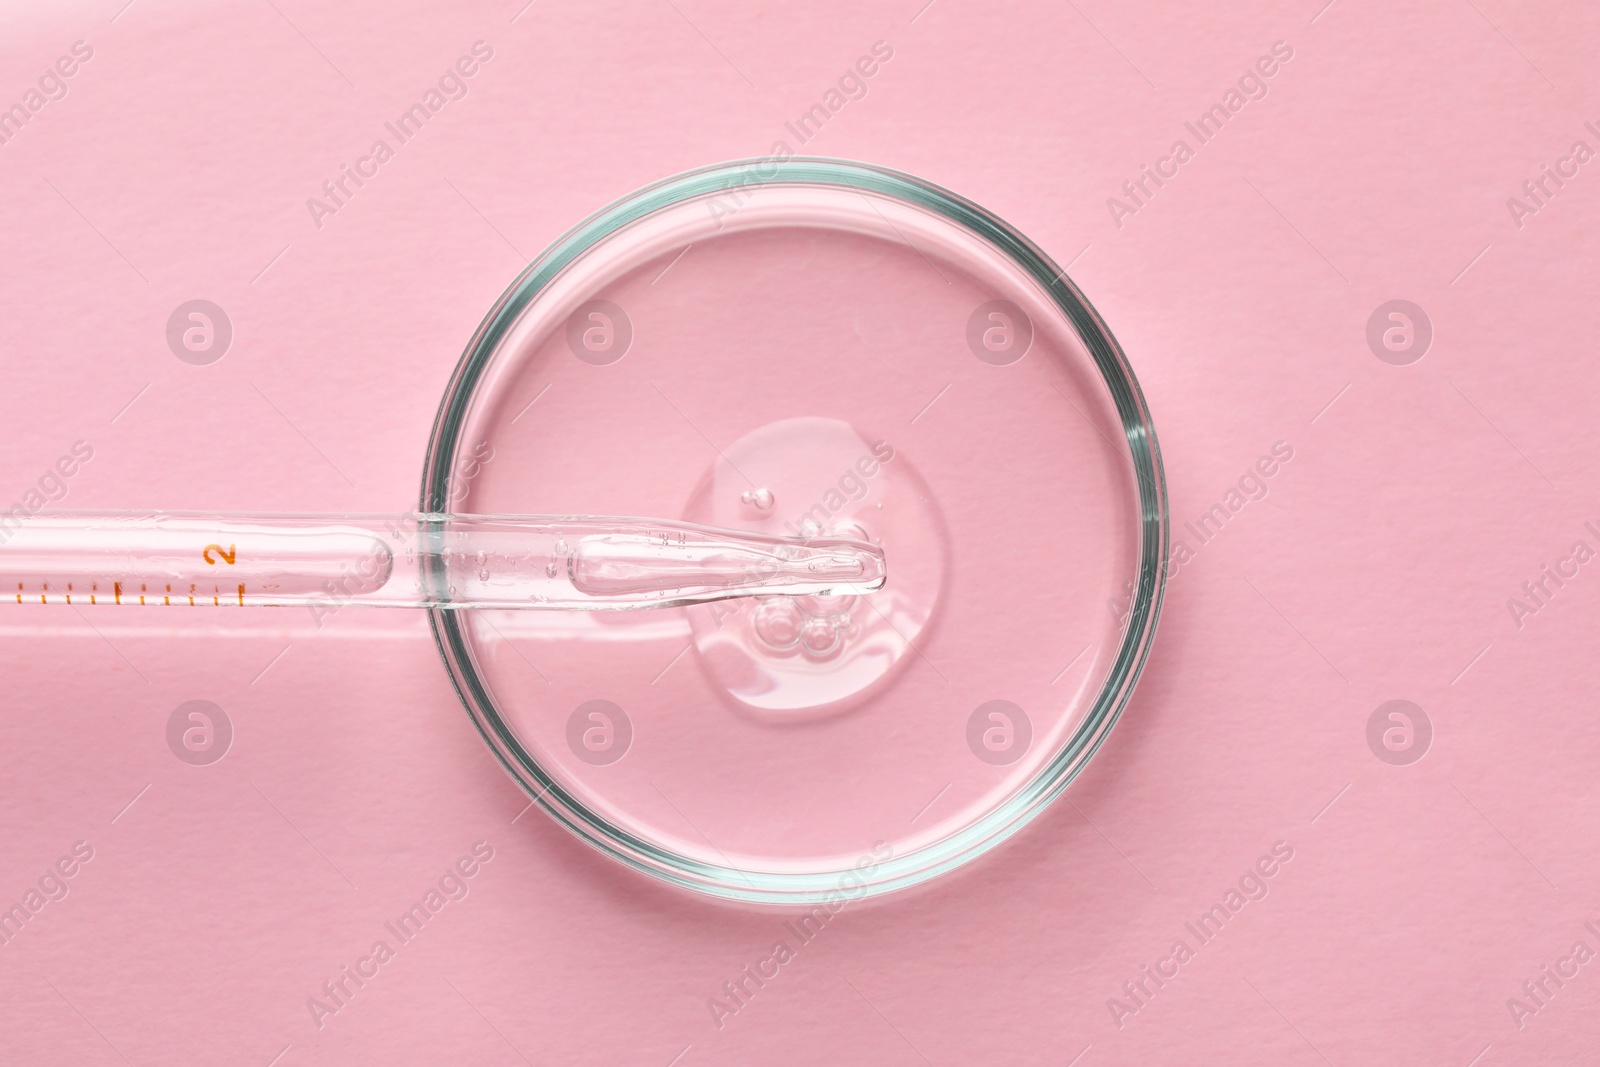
{"left": 451, "top": 202, "right": 1140, "bottom": 880}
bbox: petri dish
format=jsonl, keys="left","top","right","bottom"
{"left": 422, "top": 159, "right": 1166, "bottom": 904}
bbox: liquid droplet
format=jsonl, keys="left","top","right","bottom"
{"left": 682, "top": 415, "right": 944, "bottom": 715}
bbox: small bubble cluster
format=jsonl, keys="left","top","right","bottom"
{"left": 752, "top": 595, "right": 859, "bottom": 660}
{"left": 749, "top": 521, "right": 871, "bottom": 661}
{"left": 546, "top": 538, "right": 572, "bottom": 580}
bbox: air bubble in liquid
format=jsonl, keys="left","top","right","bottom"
{"left": 752, "top": 598, "right": 802, "bottom": 650}
{"left": 799, "top": 616, "right": 841, "bottom": 659}
{"left": 741, "top": 488, "right": 775, "bottom": 510}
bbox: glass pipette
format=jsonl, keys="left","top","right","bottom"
{"left": 0, "top": 511, "right": 886, "bottom": 615}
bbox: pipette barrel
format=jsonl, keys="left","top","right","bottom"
{"left": 0, "top": 512, "right": 886, "bottom": 611}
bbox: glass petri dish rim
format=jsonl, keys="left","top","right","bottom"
{"left": 420, "top": 157, "right": 1169, "bottom": 905}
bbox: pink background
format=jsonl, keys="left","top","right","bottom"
{"left": 2, "top": 0, "right": 1598, "bottom": 1063}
